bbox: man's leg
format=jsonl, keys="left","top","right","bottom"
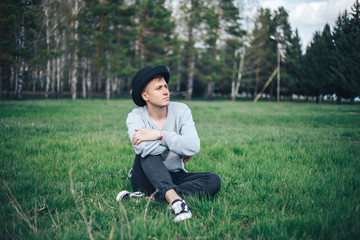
{"left": 170, "top": 171, "right": 221, "bottom": 198}
{"left": 130, "top": 155, "right": 155, "bottom": 197}
{"left": 131, "top": 154, "right": 177, "bottom": 201}
{"left": 130, "top": 155, "right": 192, "bottom": 221}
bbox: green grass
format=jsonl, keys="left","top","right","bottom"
{"left": 1, "top": 100, "right": 359, "bottom": 239}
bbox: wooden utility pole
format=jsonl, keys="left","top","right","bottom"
{"left": 276, "top": 38, "right": 280, "bottom": 103}
{"left": 71, "top": 0, "right": 79, "bottom": 100}
{"left": 254, "top": 67, "right": 279, "bottom": 103}
{"left": 95, "top": 0, "right": 106, "bottom": 68}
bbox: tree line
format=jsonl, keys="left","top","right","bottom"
{"left": 0, "top": 0, "right": 359, "bottom": 103}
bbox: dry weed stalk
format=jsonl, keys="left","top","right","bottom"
{"left": 117, "top": 201, "right": 131, "bottom": 240}
{"left": 3, "top": 180, "right": 37, "bottom": 233}
{"left": 69, "top": 168, "right": 94, "bottom": 240}
{"left": 143, "top": 189, "right": 158, "bottom": 235}
{"left": 143, "top": 190, "right": 158, "bottom": 222}
{"left": 108, "top": 220, "right": 115, "bottom": 240}
{"left": 184, "top": 220, "right": 193, "bottom": 240}
{"left": 46, "top": 204, "right": 59, "bottom": 230}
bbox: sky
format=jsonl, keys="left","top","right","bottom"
{"left": 254, "top": 0, "right": 356, "bottom": 49}
{"left": 170, "top": 0, "right": 355, "bottom": 50}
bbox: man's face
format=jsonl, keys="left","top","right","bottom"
{"left": 141, "top": 77, "right": 170, "bottom": 108}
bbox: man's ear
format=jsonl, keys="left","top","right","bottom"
{"left": 141, "top": 92, "right": 148, "bottom": 101}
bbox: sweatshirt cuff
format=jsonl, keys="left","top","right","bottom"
{"left": 160, "top": 130, "right": 170, "bottom": 145}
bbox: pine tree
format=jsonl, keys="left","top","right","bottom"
{"left": 302, "top": 24, "right": 334, "bottom": 103}
{"left": 179, "top": 0, "right": 204, "bottom": 100}
{"left": 106, "top": 1, "right": 137, "bottom": 98}
{"left": 199, "top": 0, "right": 221, "bottom": 99}
{"left": 78, "top": 0, "right": 137, "bottom": 99}
{"left": 331, "top": 0, "right": 360, "bottom": 103}
{"left": 247, "top": 8, "right": 275, "bottom": 98}
{"left": 0, "top": 0, "right": 41, "bottom": 100}
{"left": 218, "top": 0, "right": 245, "bottom": 100}
{"left": 282, "top": 29, "right": 302, "bottom": 99}
{"left": 199, "top": 0, "right": 244, "bottom": 100}
{"left": 348, "top": 0, "right": 360, "bottom": 103}
{"left": 135, "top": 0, "right": 176, "bottom": 67}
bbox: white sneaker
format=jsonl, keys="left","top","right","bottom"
{"left": 116, "top": 190, "right": 144, "bottom": 202}
{"left": 170, "top": 199, "right": 192, "bottom": 222}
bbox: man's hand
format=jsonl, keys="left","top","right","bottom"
{"left": 182, "top": 156, "right": 191, "bottom": 164}
{"left": 132, "top": 128, "right": 161, "bottom": 145}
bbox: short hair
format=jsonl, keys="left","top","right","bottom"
{"left": 143, "top": 74, "right": 165, "bottom": 92}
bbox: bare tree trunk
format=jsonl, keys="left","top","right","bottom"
{"left": 96, "top": 0, "right": 106, "bottom": 69}
{"left": 185, "top": 0, "right": 195, "bottom": 101}
{"left": 40, "top": 67, "right": 44, "bottom": 91}
{"left": 186, "top": 52, "right": 194, "bottom": 100}
{"left": 136, "top": 1, "right": 146, "bottom": 64}
{"left": 51, "top": 58, "right": 56, "bottom": 98}
{"left": 96, "top": 67, "right": 102, "bottom": 92}
{"left": 82, "top": 58, "right": 86, "bottom": 99}
{"left": 56, "top": 58, "right": 60, "bottom": 98}
{"left": 15, "top": 65, "right": 24, "bottom": 100}
{"left": 87, "top": 58, "right": 92, "bottom": 99}
{"left": 235, "top": 48, "right": 245, "bottom": 97}
{"left": 14, "top": 66, "right": 18, "bottom": 97}
{"left": 68, "top": 52, "right": 72, "bottom": 94}
{"left": 15, "top": 23, "right": 25, "bottom": 100}
{"left": 231, "top": 54, "right": 237, "bottom": 101}
{"left": 2, "top": 66, "right": 11, "bottom": 100}
{"left": 105, "top": 75, "right": 111, "bottom": 99}
{"left": 32, "top": 68, "right": 37, "bottom": 92}
{"left": 44, "top": 2, "right": 50, "bottom": 99}
{"left": 176, "top": 57, "right": 181, "bottom": 93}
{"left": 105, "top": 74, "right": 111, "bottom": 99}
{"left": 254, "top": 48, "right": 261, "bottom": 97}
{"left": 105, "top": 51, "right": 111, "bottom": 99}
{"left": 205, "top": 0, "right": 221, "bottom": 101}
{"left": 71, "top": 0, "right": 79, "bottom": 100}
{"left": 8, "top": 66, "right": 14, "bottom": 99}
{"left": 45, "top": 60, "right": 51, "bottom": 99}
{"left": 117, "top": 77, "right": 123, "bottom": 94}
{"left": 56, "top": 28, "right": 61, "bottom": 99}
{"left": 60, "top": 29, "right": 66, "bottom": 99}
{"left": 205, "top": 83, "right": 214, "bottom": 100}
{"left": 111, "top": 77, "right": 117, "bottom": 99}
{"left": 10, "top": 66, "right": 15, "bottom": 91}
{"left": 33, "top": 40, "right": 38, "bottom": 93}
{"left": 232, "top": 47, "right": 246, "bottom": 101}
{"left": 0, "top": 66, "right": 3, "bottom": 101}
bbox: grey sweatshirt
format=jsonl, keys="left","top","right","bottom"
{"left": 126, "top": 102, "right": 200, "bottom": 172}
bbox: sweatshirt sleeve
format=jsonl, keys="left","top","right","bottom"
{"left": 160, "top": 105, "right": 200, "bottom": 157}
{"left": 126, "top": 110, "right": 168, "bottom": 158}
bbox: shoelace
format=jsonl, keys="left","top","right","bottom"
{"left": 171, "top": 200, "right": 188, "bottom": 215}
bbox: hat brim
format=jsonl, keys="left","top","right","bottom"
{"left": 132, "top": 66, "right": 170, "bottom": 106}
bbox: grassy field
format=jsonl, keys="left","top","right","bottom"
{"left": 1, "top": 99, "right": 359, "bottom": 239}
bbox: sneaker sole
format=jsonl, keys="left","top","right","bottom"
{"left": 116, "top": 190, "right": 131, "bottom": 201}
{"left": 116, "top": 191, "right": 145, "bottom": 202}
{"left": 174, "top": 212, "right": 192, "bottom": 222}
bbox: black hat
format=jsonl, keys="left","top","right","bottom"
{"left": 131, "top": 66, "right": 170, "bottom": 106}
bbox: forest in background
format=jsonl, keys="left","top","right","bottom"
{"left": 0, "top": 0, "right": 359, "bottom": 103}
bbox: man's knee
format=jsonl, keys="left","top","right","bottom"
{"left": 139, "top": 155, "right": 162, "bottom": 168}
{"left": 208, "top": 172, "right": 221, "bottom": 196}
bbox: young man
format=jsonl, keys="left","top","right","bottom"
{"left": 118, "top": 66, "right": 221, "bottom": 222}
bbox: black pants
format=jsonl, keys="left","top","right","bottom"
{"left": 131, "top": 154, "right": 221, "bottom": 201}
